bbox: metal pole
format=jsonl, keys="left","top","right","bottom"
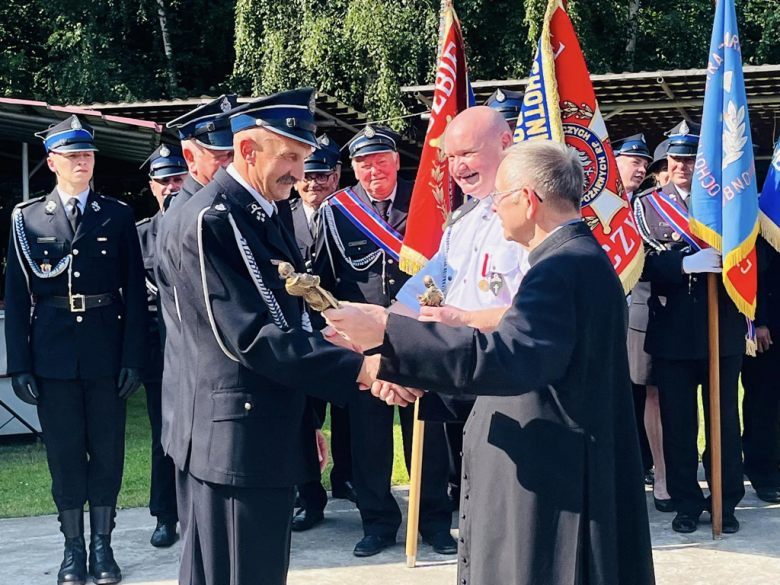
{"left": 22, "top": 142, "right": 29, "bottom": 201}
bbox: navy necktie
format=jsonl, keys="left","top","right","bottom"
{"left": 67, "top": 197, "right": 81, "bottom": 234}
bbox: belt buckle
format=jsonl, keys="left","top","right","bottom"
{"left": 69, "top": 294, "right": 86, "bottom": 313}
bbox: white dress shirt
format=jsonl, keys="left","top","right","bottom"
{"left": 57, "top": 187, "right": 89, "bottom": 214}
{"left": 396, "top": 196, "right": 529, "bottom": 313}
{"left": 227, "top": 164, "right": 276, "bottom": 217}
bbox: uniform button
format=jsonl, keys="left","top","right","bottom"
{"left": 463, "top": 474, "right": 468, "bottom": 480}
{"left": 462, "top": 430, "right": 466, "bottom": 436}
{"left": 459, "top": 451, "right": 464, "bottom": 457}
{"left": 118, "top": 315, "right": 122, "bottom": 320}
{"left": 388, "top": 259, "right": 394, "bottom": 265}
{"left": 72, "top": 249, "right": 79, "bottom": 255}
{"left": 460, "top": 537, "right": 465, "bottom": 543}
{"left": 461, "top": 513, "right": 466, "bottom": 519}
{"left": 44, "top": 250, "right": 49, "bottom": 256}
{"left": 76, "top": 316, "right": 83, "bottom": 323}
{"left": 464, "top": 494, "right": 469, "bottom": 500}
{"left": 448, "top": 276, "right": 452, "bottom": 281}
{"left": 101, "top": 250, "right": 107, "bottom": 255}
{"left": 462, "top": 580, "right": 467, "bottom": 585}
{"left": 244, "top": 402, "right": 253, "bottom": 411}
{"left": 693, "top": 277, "right": 698, "bottom": 282}
{"left": 473, "top": 246, "right": 478, "bottom": 252}
{"left": 74, "top": 271, "right": 80, "bottom": 278}
{"left": 462, "top": 557, "right": 468, "bottom": 564}
{"left": 390, "top": 299, "right": 396, "bottom": 305}
{"left": 389, "top": 279, "right": 395, "bottom": 285}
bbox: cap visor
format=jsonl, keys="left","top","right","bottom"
{"left": 50, "top": 143, "right": 99, "bottom": 153}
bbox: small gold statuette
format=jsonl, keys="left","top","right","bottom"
{"left": 417, "top": 275, "right": 445, "bottom": 307}
{"left": 278, "top": 262, "right": 341, "bottom": 312}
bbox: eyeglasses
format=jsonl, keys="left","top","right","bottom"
{"left": 489, "top": 186, "right": 543, "bottom": 204}
{"left": 304, "top": 172, "right": 336, "bottom": 185}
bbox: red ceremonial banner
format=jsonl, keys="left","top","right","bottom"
{"left": 399, "top": 3, "right": 469, "bottom": 275}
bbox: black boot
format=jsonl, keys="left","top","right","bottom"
{"left": 88, "top": 507, "right": 122, "bottom": 584}
{"left": 58, "top": 508, "right": 88, "bottom": 585}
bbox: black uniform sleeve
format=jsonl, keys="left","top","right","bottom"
{"left": 3, "top": 226, "right": 33, "bottom": 375}
{"left": 119, "top": 210, "right": 149, "bottom": 370}
{"left": 641, "top": 245, "right": 686, "bottom": 284}
{"left": 754, "top": 238, "right": 771, "bottom": 328}
{"left": 185, "top": 211, "right": 363, "bottom": 406}
{"left": 377, "top": 259, "right": 577, "bottom": 396}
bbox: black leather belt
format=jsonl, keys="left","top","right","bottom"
{"left": 36, "top": 292, "right": 117, "bottom": 312}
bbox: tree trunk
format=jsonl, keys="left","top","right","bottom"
{"left": 156, "top": 0, "right": 177, "bottom": 94}
{"left": 625, "top": 0, "right": 641, "bottom": 72}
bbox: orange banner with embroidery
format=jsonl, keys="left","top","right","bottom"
{"left": 513, "top": 0, "right": 643, "bottom": 293}
{"left": 399, "top": 3, "right": 469, "bottom": 275}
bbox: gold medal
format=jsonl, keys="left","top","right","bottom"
{"left": 478, "top": 279, "right": 489, "bottom": 292}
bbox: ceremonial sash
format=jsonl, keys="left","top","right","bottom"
{"left": 328, "top": 188, "right": 403, "bottom": 262}
{"left": 644, "top": 190, "right": 707, "bottom": 251}
{"left": 645, "top": 190, "right": 756, "bottom": 354}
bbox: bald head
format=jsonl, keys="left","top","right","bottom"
{"left": 444, "top": 106, "right": 513, "bottom": 199}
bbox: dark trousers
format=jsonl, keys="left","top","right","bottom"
{"left": 632, "top": 383, "right": 654, "bottom": 471}
{"left": 297, "top": 398, "right": 353, "bottom": 512}
{"left": 144, "top": 344, "right": 178, "bottom": 524}
{"left": 179, "top": 471, "right": 295, "bottom": 585}
{"left": 36, "top": 376, "right": 127, "bottom": 512}
{"left": 741, "top": 346, "right": 780, "bottom": 490}
{"left": 350, "top": 390, "right": 451, "bottom": 539}
{"left": 655, "top": 356, "right": 745, "bottom": 516}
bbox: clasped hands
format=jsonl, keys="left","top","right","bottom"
{"left": 322, "top": 302, "right": 426, "bottom": 407}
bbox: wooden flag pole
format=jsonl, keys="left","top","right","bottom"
{"left": 707, "top": 272, "right": 723, "bottom": 538}
{"left": 405, "top": 400, "right": 425, "bottom": 567}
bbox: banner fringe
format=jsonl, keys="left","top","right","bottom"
{"left": 541, "top": 0, "right": 565, "bottom": 143}
{"left": 759, "top": 210, "right": 780, "bottom": 254}
{"left": 399, "top": 245, "right": 431, "bottom": 276}
{"left": 620, "top": 245, "right": 645, "bottom": 296}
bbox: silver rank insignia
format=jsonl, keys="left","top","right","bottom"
{"left": 364, "top": 125, "right": 375, "bottom": 139}
{"left": 489, "top": 273, "right": 505, "bottom": 296}
{"left": 44, "top": 200, "right": 57, "bottom": 214}
{"left": 320, "top": 134, "right": 330, "bottom": 146}
{"left": 160, "top": 145, "right": 170, "bottom": 158}
{"left": 91, "top": 201, "right": 101, "bottom": 213}
{"left": 247, "top": 202, "right": 265, "bottom": 222}
{"left": 214, "top": 203, "right": 227, "bottom": 211}
{"left": 309, "top": 92, "right": 317, "bottom": 114}
{"left": 71, "top": 118, "right": 82, "bottom": 130}
{"left": 680, "top": 120, "right": 690, "bottom": 136}
{"left": 220, "top": 97, "right": 231, "bottom": 112}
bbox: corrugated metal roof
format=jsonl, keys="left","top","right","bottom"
{"left": 0, "top": 98, "right": 162, "bottom": 163}
{"left": 402, "top": 64, "right": 780, "bottom": 158}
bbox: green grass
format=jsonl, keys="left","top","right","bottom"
{"left": 0, "top": 391, "right": 410, "bottom": 519}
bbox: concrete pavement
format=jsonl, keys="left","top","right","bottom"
{"left": 1, "top": 483, "right": 779, "bottom": 584}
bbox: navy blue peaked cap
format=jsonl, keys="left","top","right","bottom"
{"left": 612, "top": 133, "right": 653, "bottom": 161}
{"left": 484, "top": 88, "right": 524, "bottom": 122}
{"left": 666, "top": 120, "right": 701, "bottom": 157}
{"left": 229, "top": 88, "right": 318, "bottom": 147}
{"left": 166, "top": 94, "right": 239, "bottom": 150}
{"left": 347, "top": 125, "right": 400, "bottom": 158}
{"left": 648, "top": 139, "right": 670, "bottom": 174}
{"left": 141, "top": 143, "right": 188, "bottom": 178}
{"left": 305, "top": 134, "right": 341, "bottom": 172}
{"left": 35, "top": 115, "right": 98, "bottom": 153}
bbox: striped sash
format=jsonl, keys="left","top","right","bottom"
{"left": 328, "top": 188, "right": 403, "bottom": 261}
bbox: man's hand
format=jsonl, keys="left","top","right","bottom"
{"left": 118, "top": 368, "right": 143, "bottom": 399}
{"left": 356, "top": 354, "right": 381, "bottom": 390}
{"left": 321, "top": 325, "right": 363, "bottom": 353}
{"left": 11, "top": 373, "right": 39, "bottom": 405}
{"left": 371, "top": 381, "right": 424, "bottom": 407}
{"left": 682, "top": 248, "right": 722, "bottom": 274}
{"left": 315, "top": 429, "right": 329, "bottom": 474}
{"left": 419, "top": 305, "right": 468, "bottom": 327}
{"left": 756, "top": 326, "right": 773, "bottom": 353}
{"left": 324, "top": 302, "right": 388, "bottom": 350}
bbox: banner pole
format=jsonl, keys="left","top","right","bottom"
{"left": 707, "top": 273, "right": 723, "bottom": 539}
{"left": 405, "top": 400, "right": 425, "bottom": 567}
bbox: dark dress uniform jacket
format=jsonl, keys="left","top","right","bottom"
{"left": 136, "top": 212, "right": 162, "bottom": 349}
{"left": 5, "top": 189, "right": 147, "bottom": 379}
{"left": 635, "top": 183, "right": 746, "bottom": 359}
{"left": 315, "top": 179, "right": 412, "bottom": 305}
{"left": 289, "top": 198, "right": 324, "bottom": 272}
{"left": 164, "top": 167, "right": 363, "bottom": 487}
{"left": 376, "top": 222, "right": 655, "bottom": 585}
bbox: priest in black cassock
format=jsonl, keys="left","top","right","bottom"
{"left": 325, "top": 140, "right": 656, "bottom": 585}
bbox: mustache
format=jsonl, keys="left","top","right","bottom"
{"left": 277, "top": 173, "right": 299, "bottom": 185}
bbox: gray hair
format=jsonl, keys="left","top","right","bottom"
{"left": 501, "top": 141, "right": 584, "bottom": 212}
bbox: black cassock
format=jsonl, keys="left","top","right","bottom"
{"left": 377, "top": 222, "right": 655, "bottom": 585}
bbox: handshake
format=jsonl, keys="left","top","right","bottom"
{"left": 321, "top": 302, "right": 424, "bottom": 407}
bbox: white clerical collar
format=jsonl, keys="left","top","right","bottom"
{"left": 367, "top": 185, "right": 397, "bottom": 206}
{"left": 227, "top": 164, "right": 276, "bottom": 217}
{"left": 57, "top": 187, "right": 90, "bottom": 213}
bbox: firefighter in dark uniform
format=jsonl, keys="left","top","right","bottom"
{"left": 287, "top": 134, "right": 357, "bottom": 532}
{"left": 4, "top": 115, "right": 147, "bottom": 584}
{"left": 163, "top": 88, "right": 378, "bottom": 585}
{"left": 634, "top": 121, "right": 745, "bottom": 534}
{"left": 741, "top": 237, "right": 780, "bottom": 502}
{"left": 485, "top": 88, "right": 523, "bottom": 132}
{"left": 314, "top": 126, "right": 456, "bottom": 557}
{"left": 155, "top": 98, "right": 239, "bottom": 547}
{"left": 135, "top": 144, "right": 188, "bottom": 548}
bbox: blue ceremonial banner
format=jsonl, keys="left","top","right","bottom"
{"left": 759, "top": 138, "right": 780, "bottom": 251}
{"left": 690, "top": 0, "right": 758, "bottom": 319}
